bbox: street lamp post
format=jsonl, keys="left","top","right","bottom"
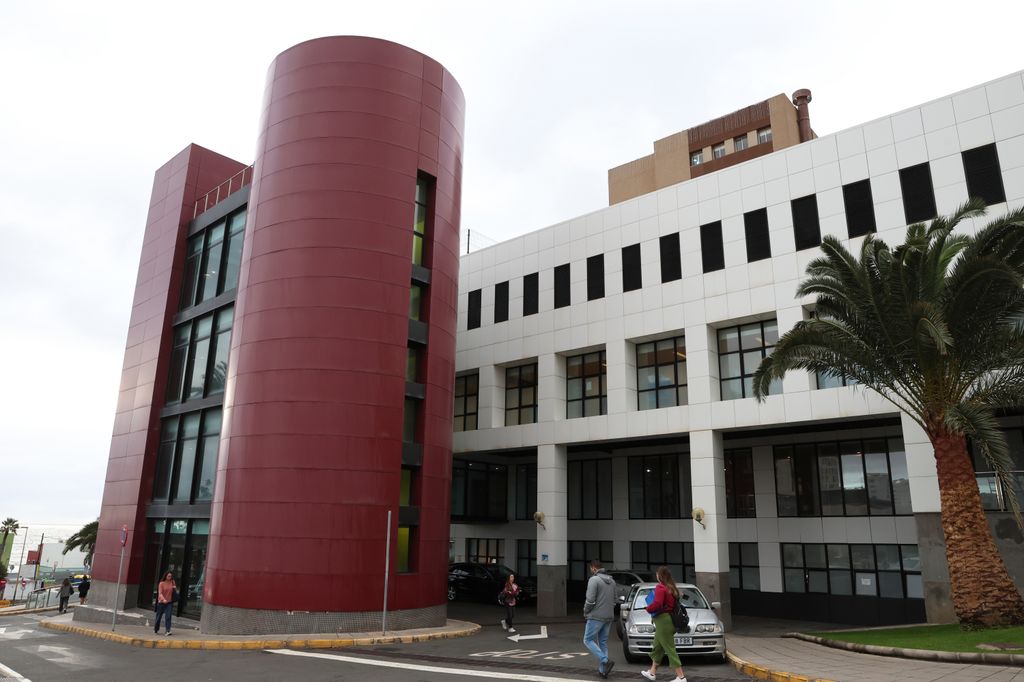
{"left": 12, "top": 526, "right": 27, "bottom": 602}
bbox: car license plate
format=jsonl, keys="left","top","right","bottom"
{"left": 674, "top": 636, "right": 692, "bottom": 646}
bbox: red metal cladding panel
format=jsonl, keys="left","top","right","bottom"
{"left": 206, "top": 37, "right": 463, "bottom": 613}
{"left": 92, "top": 146, "right": 249, "bottom": 586}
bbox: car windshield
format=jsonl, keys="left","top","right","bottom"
{"left": 632, "top": 586, "right": 708, "bottom": 610}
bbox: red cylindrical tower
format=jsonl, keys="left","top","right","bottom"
{"left": 201, "top": 36, "right": 463, "bottom": 634}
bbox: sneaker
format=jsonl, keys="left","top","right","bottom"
{"left": 671, "top": 678, "right": 686, "bottom": 682}
{"left": 500, "top": 619, "right": 507, "bottom": 631}
{"left": 164, "top": 631, "right": 171, "bottom": 636}
{"left": 508, "top": 627, "right": 516, "bottom": 634}
{"left": 601, "top": 660, "right": 615, "bottom": 678}
{"left": 641, "top": 671, "right": 656, "bottom": 681}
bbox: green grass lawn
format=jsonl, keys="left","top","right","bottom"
{"left": 809, "top": 624, "right": 1024, "bottom": 653}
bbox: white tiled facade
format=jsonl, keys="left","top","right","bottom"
{"left": 450, "top": 71, "right": 1024, "bottom": 622}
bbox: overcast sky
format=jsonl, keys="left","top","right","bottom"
{"left": 1, "top": 1, "right": 1022, "bottom": 538}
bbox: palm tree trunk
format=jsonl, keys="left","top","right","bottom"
{"left": 931, "top": 425, "right": 1024, "bottom": 626}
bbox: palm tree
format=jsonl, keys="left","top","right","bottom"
{"left": 753, "top": 199, "right": 1024, "bottom": 627}
{"left": 63, "top": 520, "right": 98, "bottom": 568}
{"left": 0, "top": 518, "right": 18, "bottom": 570}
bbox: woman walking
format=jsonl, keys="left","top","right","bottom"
{"left": 57, "top": 578, "right": 73, "bottom": 614}
{"left": 154, "top": 572, "right": 177, "bottom": 636}
{"left": 500, "top": 573, "right": 520, "bottom": 634}
{"left": 640, "top": 566, "right": 687, "bottom": 682}
{"left": 78, "top": 575, "right": 91, "bottom": 605}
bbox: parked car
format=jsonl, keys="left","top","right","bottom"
{"left": 607, "top": 569, "right": 655, "bottom": 636}
{"left": 447, "top": 562, "right": 536, "bottom": 603}
{"left": 619, "top": 581, "right": 726, "bottom": 663}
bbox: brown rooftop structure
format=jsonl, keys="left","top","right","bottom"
{"left": 608, "top": 90, "right": 815, "bottom": 205}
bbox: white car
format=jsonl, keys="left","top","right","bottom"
{"left": 619, "top": 582, "right": 726, "bottom": 663}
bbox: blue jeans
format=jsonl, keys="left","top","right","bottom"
{"left": 154, "top": 602, "right": 173, "bottom": 633}
{"left": 583, "top": 619, "right": 612, "bottom": 669}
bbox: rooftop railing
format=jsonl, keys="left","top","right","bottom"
{"left": 193, "top": 165, "right": 253, "bottom": 219}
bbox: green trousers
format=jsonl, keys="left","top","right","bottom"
{"left": 649, "top": 612, "right": 681, "bottom": 668}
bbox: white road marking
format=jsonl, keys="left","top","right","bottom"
{"left": 36, "top": 645, "right": 77, "bottom": 665}
{"left": 508, "top": 625, "right": 548, "bottom": 642}
{"left": 265, "top": 649, "right": 604, "bottom": 681}
{"left": 0, "top": 627, "right": 32, "bottom": 640}
{"left": 469, "top": 649, "right": 589, "bottom": 660}
{"left": 0, "top": 659, "right": 32, "bottom": 681}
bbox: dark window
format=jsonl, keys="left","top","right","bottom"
{"left": 494, "top": 281, "right": 509, "bottom": 323}
{"left": 566, "top": 351, "right": 606, "bottom": 418}
{"left": 971, "top": 427, "right": 1024, "bottom": 511}
{"left": 517, "top": 539, "right": 537, "bottom": 578}
{"left": 782, "top": 543, "right": 922, "bottom": 599}
{"left": 165, "top": 306, "right": 234, "bottom": 404}
{"left": 523, "top": 273, "right": 539, "bottom": 316}
{"left": 628, "top": 454, "right": 683, "bottom": 519}
{"left": 406, "top": 346, "right": 420, "bottom": 382}
{"left": 725, "top": 449, "right": 755, "bottom": 518}
{"left": 569, "top": 540, "right": 614, "bottom": 582}
{"left": 138, "top": 518, "right": 209, "bottom": 616}
{"left": 409, "top": 284, "right": 423, "bottom": 321}
{"left": 729, "top": 542, "right": 760, "bottom": 590}
{"left": 587, "top": 254, "right": 605, "bottom": 300}
{"left": 515, "top": 464, "right": 537, "bottom": 520}
{"left": 467, "top": 289, "right": 481, "bottom": 329}
{"left": 700, "top": 221, "right": 725, "bottom": 273}
{"left": 660, "top": 233, "right": 682, "bottom": 282}
{"left": 568, "top": 459, "right": 613, "bottom": 519}
{"left": 622, "top": 243, "right": 642, "bottom": 292}
{"left": 452, "top": 462, "right": 507, "bottom": 522}
{"left": 631, "top": 541, "right": 696, "bottom": 584}
{"left": 718, "top": 319, "right": 780, "bottom": 399}
{"left": 505, "top": 363, "right": 538, "bottom": 426}
{"left": 554, "top": 264, "right": 571, "bottom": 309}
{"left": 153, "top": 407, "right": 222, "bottom": 505}
{"left": 179, "top": 208, "right": 246, "bottom": 311}
{"left": 396, "top": 525, "right": 413, "bottom": 573}
{"left": 744, "top": 208, "right": 772, "bottom": 262}
{"left": 962, "top": 144, "right": 1006, "bottom": 206}
{"left": 637, "top": 336, "right": 687, "bottom": 409}
{"left": 466, "top": 538, "right": 504, "bottom": 565}
{"left": 899, "top": 163, "right": 937, "bottom": 224}
{"left": 412, "top": 176, "right": 431, "bottom": 266}
{"left": 842, "top": 180, "right": 876, "bottom": 238}
{"left": 453, "top": 372, "right": 479, "bottom": 432}
{"left": 774, "top": 438, "right": 911, "bottom": 517}
{"left": 791, "top": 194, "right": 821, "bottom": 251}
{"left": 403, "top": 398, "right": 418, "bottom": 442}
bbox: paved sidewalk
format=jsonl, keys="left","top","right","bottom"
{"left": 40, "top": 612, "right": 480, "bottom": 650}
{"left": 726, "top": 618, "right": 1024, "bottom": 682}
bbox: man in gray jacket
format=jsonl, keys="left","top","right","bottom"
{"left": 582, "top": 559, "right": 616, "bottom": 678}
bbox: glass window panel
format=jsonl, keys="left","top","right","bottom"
{"left": 742, "top": 567, "right": 760, "bottom": 591}
{"left": 729, "top": 543, "right": 740, "bottom": 565}
{"left": 865, "top": 449, "right": 893, "bottom": 515}
{"left": 906, "top": 573, "right": 923, "bottom": 599}
{"left": 794, "top": 445, "right": 821, "bottom": 516}
{"left": 879, "top": 572, "right": 904, "bottom": 598}
{"left": 506, "top": 367, "right": 520, "bottom": 388}
{"left": 808, "top": 570, "right": 829, "bottom": 593}
{"left": 784, "top": 568, "right": 806, "bottom": 592}
{"left": 186, "top": 336, "right": 211, "bottom": 401}
{"left": 582, "top": 463, "right": 598, "bottom": 519}
{"left": 466, "top": 373, "right": 478, "bottom": 394}
{"left": 775, "top": 453, "right": 798, "bottom": 516}
{"left": 629, "top": 461, "right": 644, "bottom": 519}
{"left": 637, "top": 343, "right": 655, "bottom": 367}
{"left": 406, "top": 348, "right": 418, "bottom": 382}
{"left": 739, "top": 323, "right": 764, "bottom": 350}
{"left": 505, "top": 409, "right": 519, "bottom": 426}
{"left": 677, "top": 385, "right": 688, "bottom": 405}
{"left": 195, "top": 434, "right": 218, "bottom": 501}
{"left": 567, "top": 378, "right": 583, "bottom": 400}
{"left": 466, "top": 396, "right": 479, "bottom": 416}
{"left": 829, "top": 570, "right": 852, "bottom": 595}
{"left": 656, "top": 339, "right": 675, "bottom": 364}
{"left": 741, "top": 543, "right": 759, "bottom": 565}
{"left": 826, "top": 544, "right": 849, "bottom": 568}
{"left": 657, "top": 388, "right": 676, "bottom": 407}
{"left": 521, "top": 386, "right": 535, "bottom": 407}
{"left": 520, "top": 364, "right": 536, "bottom": 385}
{"left": 199, "top": 241, "right": 223, "bottom": 302}
{"left": 851, "top": 545, "right": 875, "bottom": 570}
{"left": 567, "top": 356, "right": 583, "bottom": 378}
{"left": 782, "top": 544, "right": 804, "bottom": 567}
{"left": 818, "top": 451, "right": 844, "bottom": 515}
{"left": 409, "top": 286, "right": 422, "bottom": 320}
{"left": 466, "top": 414, "right": 477, "bottom": 430}
{"left": 180, "top": 237, "right": 203, "bottom": 309}
{"left": 222, "top": 229, "right": 244, "bottom": 293}
{"left": 567, "top": 401, "right": 583, "bottom": 419}
{"left": 763, "top": 320, "right": 779, "bottom": 345}
{"left": 900, "top": 545, "right": 921, "bottom": 572}
{"left": 521, "top": 406, "right": 535, "bottom": 424}
{"left": 583, "top": 353, "right": 601, "bottom": 376}
{"left": 506, "top": 389, "right": 519, "bottom": 409}
{"left": 584, "top": 377, "right": 600, "bottom": 397}
{"left": 720, "top": 353, "right": 742, "bottom": 379}
{"left": 805, "top": 544, "right": 827, "bottom": 568}
{"left": 657, "top": 365, "right": 675, "bottom": 387}
{"left": 153, "top": 441, "right": 175, "bottom": 500}
{"left": 638, "top": 366, "right": 657, "bottom": 390}
{"left": 718, "top": 327, "right": 740, "bottom": 353}
{"left": 208, "top": 330, "right": 231, "bottom": 395}
{"left": 584, "top": 398, "right": 601, "bottom": 417}
{"left": 875, "top": 544, "right": 901, "bottom": 571}
{"left": 173, "top": 439, "right": 197, "bottom": 504}
{"left": 841, "top": 450, "right": 868, "bottom": 515}
{"left": 453, "top": 416, "right": 464, "bottom": 431}
{"left": 638, "top": 391, "right": 657, "bottom": 411}
{"left": 742, "top": 350, "right": 764, "bottom": 374}
{"left": 729, "top": 567, "right": 740, "bottom": 589}
{"left": 889, "top": 440, "right": 912, "bottom": 514}
{"left": 182, "top": 412, "right": 201, "bottom": 439}
{"left": 855, "top": 572, "right": 877, "bottom": 596}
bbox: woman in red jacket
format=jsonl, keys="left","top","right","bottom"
{"left": 641, "top": 566, "right": 687, "bottom": 682}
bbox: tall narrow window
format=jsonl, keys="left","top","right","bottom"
{"left": 622, "top": 243, "right": 642, "bottom": 292}
{"left": 554, "top": 264, "right": 571, "bottom": 309}
{"left": 962, "top": 144, "right": 1006, "bottom": 206}
{"left": 729, "top": 542, "right": 760, "bottom": 590}
{"left": 568, "top": 459, "right": 614, "bottom": 520}
{"left": 221, "top": 210, "right": 246, "bottom": 292}
{"left": 454, "top": 372, "right": 479, "bottom": 432}
{"left": 719, "top": 319, "right": 780, "bottom": 399}
{"left": 842, "top": 180, "right": 876, "bottom": 238}
{"left": 523, "top": 272, "right": 539, "bottom": 316}
{"left": 757, "top": 127, "right": 772, "bottom": 144}
{"left": 587, "top": 254, "right": 605, "bottom": 301}
{"left": 660, "top": 233, "right": 682, "bottom": 283}
{"left": 700, "top": 221, "right": 725, "bottom": 273}
{"left": 712, "top": 142, "right": 726, "bottom": 159}
{"left": 467, "top": 289, "right": 481, "bottom": 330}
{"left": 734, "top": 135, "right": 749, "bottom": 152}
{"left": 725, "top": 449, "right": 755, "bottom": 518}
{"left": 409, "top": 284, "right": 423, "bottom": 321}
{"left": 628, "top": 455, "right": 683, "bottom": 519}
{"left": 566, "top": 351, "right": 606, "bottom": 418}
{"left": 899, "top": 162, "right": 937, "bottom": 224}
{"left": 494, "top": 281, "right": 509, "bottom": 323}
{"left": 515, "top": 465, "right": 538, "bottom": 520}
{"left": 637, "top": 336, "right": 687, "bottom": 409}
{"left": 744, "top": 209, "right": 772, "bottom": 262}
{"left": 412, "top": 178, "right": 429, "bottom": 265}
{"left": 505, "top": 363, "right": 538, "bottom": 426}
{"left": 791, "top": 194, "right": 821, "bottom": 251}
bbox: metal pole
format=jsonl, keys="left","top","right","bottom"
{"left": 33, "top": 533, "right": 43, "bottom": 588}
{"left": 13, "top": 526, "right": 27, "bottom": 601}
{"left": 382, "top": 510, "right": 391, "bottom": 635}
{"left": 112, "top": 544, "right": 125, "bottom": 631}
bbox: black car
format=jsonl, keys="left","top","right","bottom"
{"left": 447, "top": 562, "right": 536, "bottom": 603}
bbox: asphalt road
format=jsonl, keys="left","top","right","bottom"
{"left": 0, "top": 612, "right": 750, "bottom": 682}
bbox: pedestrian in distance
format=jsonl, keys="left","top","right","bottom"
{"left": 641, "top": 566, "right": 687, "bottom": 682}
{"left": 500, "top": 573, "right": 520, "bottom": 634}
{"left": 154, "top": 572, "right": 177, "bottom": 636}
{"left": 57, "top": 578, "right": 73, "bottom": 614}
{"left": 78, "top": 575, "right": 90, "bottom": 605}
{"left": 583, "top": 558, "right": 616, "bottom": 679}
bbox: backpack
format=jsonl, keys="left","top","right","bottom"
{"left": 669, "top": 593, "right": 689, "bottom": 632}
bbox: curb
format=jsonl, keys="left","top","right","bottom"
{"left": 39, "top": 619, "right": 481, "bottom": 650}
{"left": 1, "top": 605, "right": 69, "bottom": 617}
{"left": 789, "top": 632, "right": 1024, "bottom": 667}
{"left": 727, "top": 650, "right": 837, "bottom": 682}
